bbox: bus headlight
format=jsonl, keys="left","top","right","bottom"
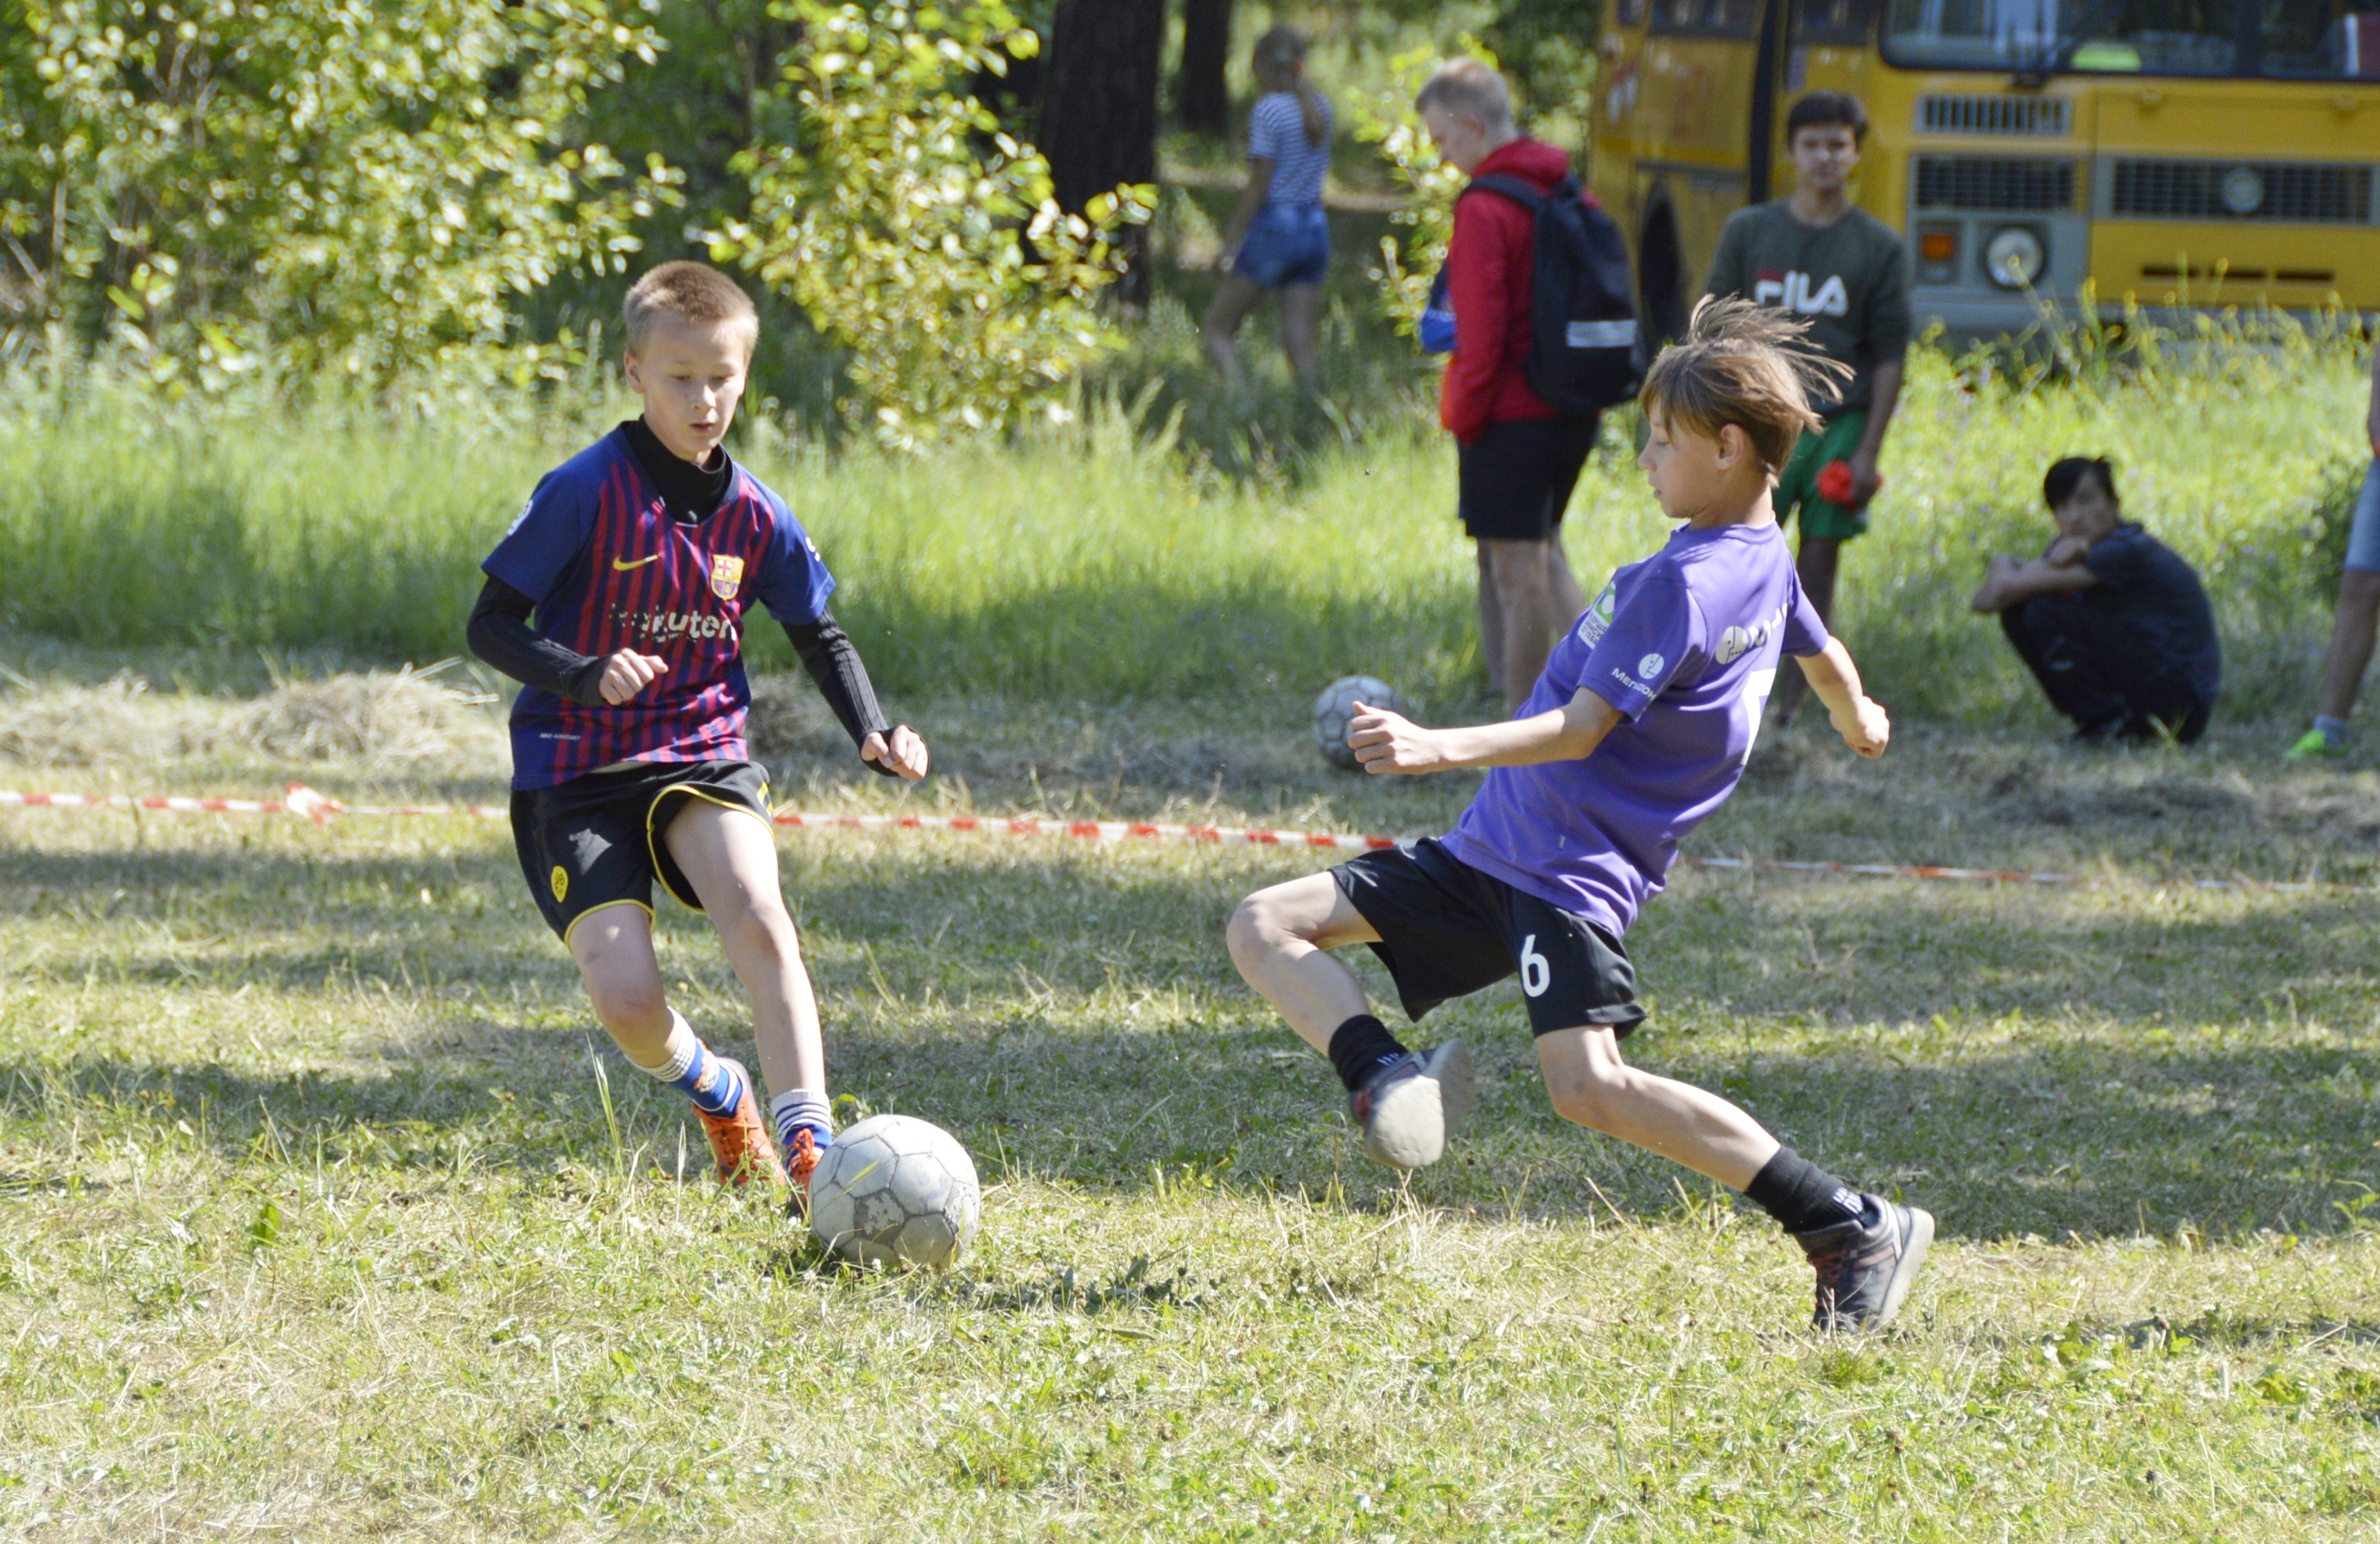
{"left": 1983, "top": 226, "right": 2047, "bottom": 290}
{"left": 2220, "top": 166, "right": 2265, "bottom": 216}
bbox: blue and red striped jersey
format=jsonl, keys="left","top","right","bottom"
{"left": 482, "top": 428, "right": 836, "bottom": 790}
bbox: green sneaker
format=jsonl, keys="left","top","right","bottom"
{"left": 2286, "top": 728, "right": 2348, "bottom": 762}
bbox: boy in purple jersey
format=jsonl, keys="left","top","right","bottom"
{"left": 1229, "top": 299, "right": 1931, "bottom": 1330}
{"left": 467, "top": 262, "right": 928, "bottom": 1209}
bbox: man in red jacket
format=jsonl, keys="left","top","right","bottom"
{"left": 1417, "top": 59, "right": 1598, "bottom": 713}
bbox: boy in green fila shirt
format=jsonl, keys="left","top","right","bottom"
{"left": 1703, "top": 90, "right": 1911, "bottom": 723}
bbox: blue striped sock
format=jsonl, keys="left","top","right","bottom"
{"left": 630, "top": 1011, "right": 746, "bottom": 1119}
{"left": 769, "top": 1089, "right": 834, "bottom": 1155}
{"left": 675, "top": 1044, "right": 747, "bottom": 1119}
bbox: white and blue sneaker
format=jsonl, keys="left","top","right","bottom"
{"left": 1348, "top": 1041, "right": 1475, "bottom": 1170}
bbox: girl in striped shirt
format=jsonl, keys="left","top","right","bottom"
{"left": 1202, "top": 25, "right": 1333, "bottom": 392}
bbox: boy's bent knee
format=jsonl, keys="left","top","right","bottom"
{"left": 581, "top": 969, "right": 667, "bottom": 1036}
{"left": 1226, "top": 888, "right": 1312, "bottom": 966}
{"left": 1225, "top": 895, "right": 1276, "bottom": 967}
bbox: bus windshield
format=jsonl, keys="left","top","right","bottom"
{"left": 2263, "top": 0, "right": 2380, "bottom": 76}
{"left": 1880, "top": 0, "right": 2237, "bottom": 74}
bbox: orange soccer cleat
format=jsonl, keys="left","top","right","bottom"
{"left": 781, "top": 1127, "right": 823, "bottom": 1219}
{"left": 694, "top": 1058, "right": 786, "bottom": 1188}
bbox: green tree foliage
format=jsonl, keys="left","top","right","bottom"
{"left": 1348, "top": 43, "right": 1471, "bottom": 337}
{"left": 575, "top": 0, "right": 799, "bottom": 254}
{"left": 0, "top": 0, "right": 680, "bottom": 386}
{"left": 708, "top": 1, "right": 1151, "bottom": 449}
{"left": 1480, "top": 0, "right": 1600, "bottom": 140}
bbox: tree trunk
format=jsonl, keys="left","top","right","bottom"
{"left": 1176, "top": 0, "right": 1233, "bottom": 137}
{"left": 1039, "top": 0, "right": 1165, "bottom": 303}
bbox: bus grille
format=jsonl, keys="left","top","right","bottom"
{"left": 1913, "top": 156, "right": 2078, "bottom": 212}
{"left": 2109, "top": 159, "right": 2372, "bottom": 224}
{"left": 1917, "top": 95, "right": 2071, "bottom": 138}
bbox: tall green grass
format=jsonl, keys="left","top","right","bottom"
{"left": 0, "top": 322, "right": 2363, "bottom": 722}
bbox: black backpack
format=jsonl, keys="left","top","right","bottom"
{"left": 1463, "top": 171, "right": 1644, "bottom": 417}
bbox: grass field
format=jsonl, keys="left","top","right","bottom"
{"left": 2, "top": 680, "right": 2378, "bottom": 1539}
{"left": 0, "top": 317, "right": 2367, "bottom": 725}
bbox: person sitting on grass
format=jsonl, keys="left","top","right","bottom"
{"left": 1226, "top": 298, "right": 1931, "bottom": 1333}
{"left": 1969, "top": 455, "right": 2221, "bottom": 745}
{"left": 465, "top": 260, "right": 929, "bottom": 1209}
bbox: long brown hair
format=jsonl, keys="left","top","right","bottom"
{"left": 1252, "top": 26, "right": 1329, "bottom": 149}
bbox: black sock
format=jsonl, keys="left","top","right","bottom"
{"left": 1744, "top": 1147, "right": 1865, "bottom": 1234}
{"left": 1326, "top": 1014, "right": 1410, "bottom": 1092}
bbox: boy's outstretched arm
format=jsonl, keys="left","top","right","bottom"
{"left": 1794, "top": 639, "right": 1890, "bottom": 758}
{"left": 1348, "top": 689, "right": 1624, "bottom": 775}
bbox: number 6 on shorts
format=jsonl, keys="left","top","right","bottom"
{"left": 1519, "top": 933, "right": 1551, "bottom": 998}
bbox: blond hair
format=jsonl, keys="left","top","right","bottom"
{"left": 1253, "top": 25, "right": 1329, "bottom": 148}
{"left": 1413, "top": 57, "right": 1512, "bottom": 133}
{"left": 1639, "top": 297, "right": 1850, "bottom": 476}
{"left": 622, "top": 261, "right": 759, "bottom": 356}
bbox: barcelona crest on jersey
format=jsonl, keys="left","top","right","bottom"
{"left": 709, "top": 554, "right": 744, "bottom": 601}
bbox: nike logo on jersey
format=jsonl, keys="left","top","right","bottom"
{"left": 612, "top": 554, "right": 661, "bottom": 571}
{"left": 1753, "top": 271, "right": 1849, "bottom": 317}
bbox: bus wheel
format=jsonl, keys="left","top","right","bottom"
{"left": 1639, "top": 201, "right": 1688, "bottom": 349}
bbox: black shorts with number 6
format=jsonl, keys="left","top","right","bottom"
{"left": 1331, "top": 837, "right": 1646, "bottom": 1038}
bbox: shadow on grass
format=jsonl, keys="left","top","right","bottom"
{"left": 6, "top": 1010, "right": 2375, "bottom": 1246}
{"left": 2, "top": 838, "right": 2377, "bottom": 1242}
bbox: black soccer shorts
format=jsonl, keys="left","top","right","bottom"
{"left": 509, "top": 759, "right": 774, "bottom": 945}
{"left": 1331, "top": 837, "right": 1646, "bottom": 1038}
{"left": 1456, "top": 414, "right": 1600, "bottom": 542}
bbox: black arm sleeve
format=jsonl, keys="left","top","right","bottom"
{"left": 782, "top": 608, "right": 896, "bottom": 771}
{"left": 466, "top": 574, "right": 609, "bottom": 707}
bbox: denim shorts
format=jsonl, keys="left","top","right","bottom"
{"left": 2347, "top": 460, "right": 2380, "bottom": 574}
{"left": 1233, "top": 203, "right": 1330, "bottom": 288}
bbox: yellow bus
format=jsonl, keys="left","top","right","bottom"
{"left": 1589, "top": 0, "right": 2380, "bottom": 337}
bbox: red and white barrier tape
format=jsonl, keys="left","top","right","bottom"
{"left": 0, "top": 789, "right": 290, "bottom": 817}
{"left": 0, "top": 783, "right": 2333, "bottom": 894}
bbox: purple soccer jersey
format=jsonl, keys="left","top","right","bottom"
{"left": 482, "top": 428, "right": 836, "bottom": 790}
{"left": 1440, "top": 521, "right": 1827, "bottom": 939}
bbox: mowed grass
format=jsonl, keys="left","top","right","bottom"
{"left": 3, "top": 701, "right": 2380, "bottom": 1539}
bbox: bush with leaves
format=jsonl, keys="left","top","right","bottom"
{"left": 1346, "top": 43, "right": 1474, "bottom": 339}
{"left": 0, "top": 0, "right": 680, "bottom": 387}
{"left": 708, "top": 0, "right": 1150, "bottom": 449}
{"left": 1481, "top": 0, "right": 1600, "bottom": 144}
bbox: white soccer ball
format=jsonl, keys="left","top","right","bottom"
{"left": 1313, "top": 675, "right": 1403, "bottom": 771}
{"left": 808, "top": 1113, "right": 981, "bottom": 1270}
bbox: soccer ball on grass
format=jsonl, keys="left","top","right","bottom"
{"left": 808, "top": 1113, "right": 981, "bottom": 1270}
{"left": 1312, "top": 675, "right": 1405, "bottom": 771}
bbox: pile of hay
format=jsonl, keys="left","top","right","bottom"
{"left": 234, "top": 663, "right": 500, "bottom": 767}
{"left": 0, "top": 674, "right": 222, "bottom": 766}
{"left": 0, "top": 662, "right": 506, "bottom": 771}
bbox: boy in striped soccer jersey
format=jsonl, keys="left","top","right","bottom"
{"left": 467, "top": 261, "right": 928, "bottom": 1207}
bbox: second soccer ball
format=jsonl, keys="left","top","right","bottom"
{"left": 1312, "top": 675, "right": 1404, "bottom": 771}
